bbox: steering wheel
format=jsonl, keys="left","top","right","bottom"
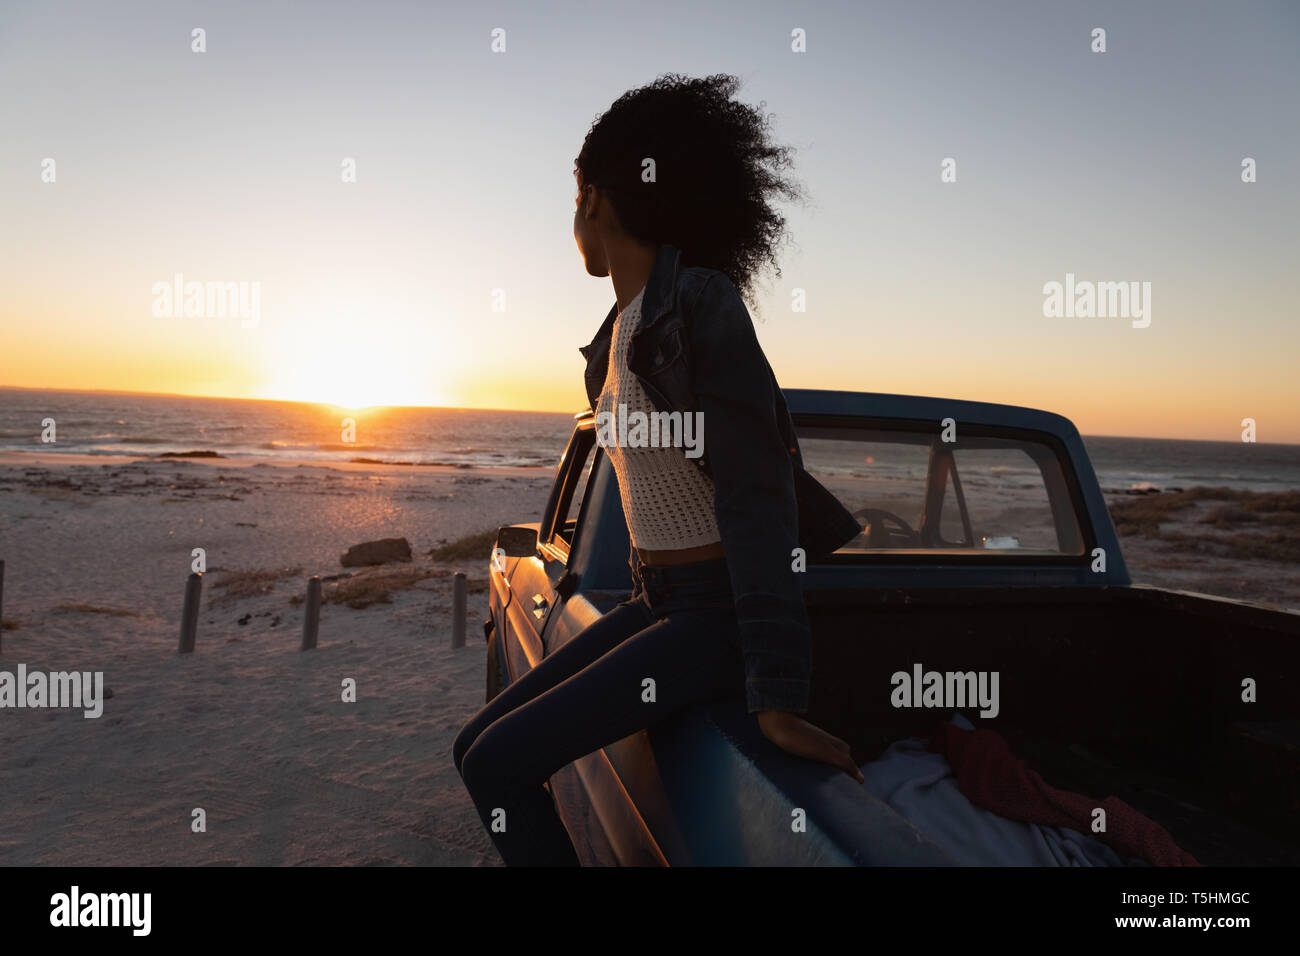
{"left": 852, "top": 507, "right": 921, "bottom": 548}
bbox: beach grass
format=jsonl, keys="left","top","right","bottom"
{"left": 426, "top": 529, "right": 496, "bottom": 563}
{"left": 1110, "top": 487, "right": 1300, "bottom": 534}
{"left": 210, "top": 566, "right": 304, "bottom": 601}
{"left": 290, "top": 565, "right": 451, "bottom": 609}
{"left": 1159, "top": 528, "right": 1300, "bottom": 564}
{"left": 53, "top": 602, "right": 137, "bottom": 616}
{"left": 1110, "top": 487, "right": 1300, "bottom": 563}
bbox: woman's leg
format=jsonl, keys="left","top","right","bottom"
{"left": 452, "top": 597, "right": 651, "bottom": 776}
{"left": 459, "top": 604, "right": 745, "bottom": 866}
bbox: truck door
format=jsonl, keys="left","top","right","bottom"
{"left": 506, "top": 420, "right": 597, "bottom": 672}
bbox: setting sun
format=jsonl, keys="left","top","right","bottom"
{"left": 254, "top": 317, "right": 450, "bottom": 410}
{"left": 260, "top": 371, "right": 441, "bottom": 411}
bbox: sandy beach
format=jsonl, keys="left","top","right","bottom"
{"left": 1, "top": 450, "right": 1296, "bottom": 867}
{"left": 0, "top": 451, "right": 555, "bottom": 865}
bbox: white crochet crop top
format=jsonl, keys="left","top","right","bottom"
{"left": 594, "top": 285, "right": 722, "bottom": 551}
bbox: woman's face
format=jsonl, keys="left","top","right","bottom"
{"left": 573, "top": 167, "right": 609, "bottom": 278}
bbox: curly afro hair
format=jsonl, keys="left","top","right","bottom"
{"left": 575, "top": 73, "right": 805, "bottom": 303}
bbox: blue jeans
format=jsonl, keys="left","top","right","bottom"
{"left": 452, "top": 555, "right": 747, "bottom": 866}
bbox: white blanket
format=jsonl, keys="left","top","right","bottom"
{"left": 860, "top": 714, "right": 1147, "bottom": 867}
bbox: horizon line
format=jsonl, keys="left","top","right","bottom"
{"left": 0, "top": 383, "right": 576, "bottom": 417}
{"left": 0, "top": 383, "right": 1294, "bottom": 447}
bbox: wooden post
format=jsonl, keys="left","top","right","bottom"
{"left": 178, "top": 571, "right": 201, "bottom": 653}
{"left": 452, "top": 572, "right": 467, "bottom": 648}
{"left": 301, "top": 575, "right": 321, "bottom": 651}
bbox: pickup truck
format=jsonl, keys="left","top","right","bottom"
{"left": 484, "top": 389, "right": 1300, "bottom": 865}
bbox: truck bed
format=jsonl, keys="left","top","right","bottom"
{"left": 802, "top": 583, "right": 1300, "bottom": 866}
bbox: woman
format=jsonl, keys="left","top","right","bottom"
{"left": 454, "top": 74, "right": 863, "bottom": 866}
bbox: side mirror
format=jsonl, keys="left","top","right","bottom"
{"left": 496, "top": 525, "right": 539, "bottom": 558}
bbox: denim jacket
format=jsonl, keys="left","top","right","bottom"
{"left": 578, "top": 243, "right": 861, "bottom": 714}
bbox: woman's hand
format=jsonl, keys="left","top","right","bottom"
{"left": 756, "top": 710, "right": 865, "bottom": 784}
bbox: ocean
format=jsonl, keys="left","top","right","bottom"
{"left": 1, "top": 387, "right": 1297, "bottom": 493}
{"left": 0, "top": 388, "right": 574, "bottom": 469}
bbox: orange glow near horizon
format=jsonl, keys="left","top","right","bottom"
{"left": 0, "top": 285, "right": 1296, "bottom": 437}
{"left": 257, "top": 370, "right": 443, "bottom": 413}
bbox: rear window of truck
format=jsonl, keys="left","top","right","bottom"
{"left": 797, "top": 423, "right": 1086, "bottom": 557}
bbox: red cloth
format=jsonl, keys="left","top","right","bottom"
{"left": 927, "top": 721, "right": 1200, "bottom": 867}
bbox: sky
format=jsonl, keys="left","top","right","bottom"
{"left": 0, "top": 0, "right": 1296, "bottom": 441}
